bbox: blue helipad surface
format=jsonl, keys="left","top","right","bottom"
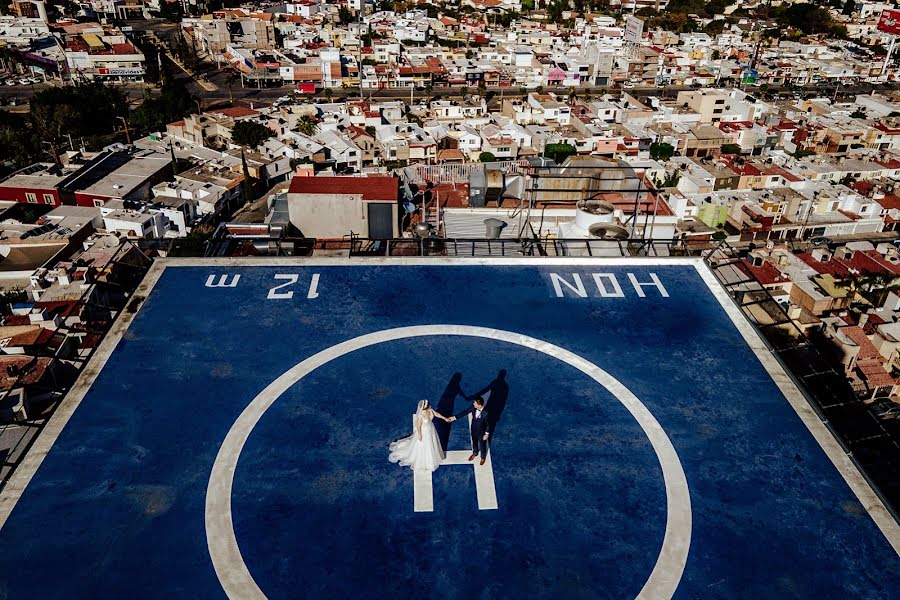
{"left": 0, "top": 258, "right": 897, "bottom": 600}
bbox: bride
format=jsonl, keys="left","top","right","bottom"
{"left": 389, "top": 400, "right": 450, "bottom": 472}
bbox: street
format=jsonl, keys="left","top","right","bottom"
{"left": 0, "top": 16, "right": 895, "bottom": 112}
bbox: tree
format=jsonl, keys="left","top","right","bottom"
{"left": 479, "top": 151, "right": 496, "bottom": 162}
{"left": 721, "top": 143, "right": 742, "bottom": 155}
{"left": 649, "top": 142, "right": 675, "bottom": 161}
{"left": 842, "top": 0, "right": 855, "bottom": 16}
{"left": 775, "top": 3, "right": 843, "bottom": 36}
{"left": 30, "top": 82, "right": 127, "bottom": 163}
{"left": 323, "top": 87, "right": 333, "bottom": 101}
{"left": 544, "top": 143, "right": 577, "bottom": 163}
{"left": 224, "top": 70, "right": 238, "bottom": 103}
{"left": 0, "top": 112, "right": 38, "bottom": 169}
{"left": 296, "top": 115, "right": 317, "bottom": 136}
{"left": 129, "top": 80, "right": 198, "bottom": 132}
{"left": 661, "top": 172, "right": 680, "bottom": 188}
{"left": 231, "top": 120, "right": 274, "bottom": 150}
{"left": 850, "top": 109, "right": 866, "bottom": 119}
{"left": 231, "top": 120, "right": 273, "bottom": 205}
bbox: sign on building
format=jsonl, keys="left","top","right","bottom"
{"left": 878, "top": 8, "right": 900, "bottom": 35}
{"left": 96, "top": 68, "right": 144, "bottom": 76}
{"left": 624, "top": 16, "right": 644, "bottom": 44}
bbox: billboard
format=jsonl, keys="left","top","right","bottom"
{"left": 878, "top": 8, "right": 900, "bottom": 35}
{"left": 624, "top": 16, "right": 644, "bottom": 43}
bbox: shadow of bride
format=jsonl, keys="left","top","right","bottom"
{"left": 435, "top": 372, "right": 468, "bottom": 452}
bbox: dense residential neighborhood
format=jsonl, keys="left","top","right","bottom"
{"left": 0, "top": 0, "right": 899, "bottom": 595}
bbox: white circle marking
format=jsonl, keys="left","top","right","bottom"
{"left": 205, "top": 325, "right": 692, "bottom": 599}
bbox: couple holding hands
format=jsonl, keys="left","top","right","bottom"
{"left": 388, "top": 395, "right": 491, "bottom": 472}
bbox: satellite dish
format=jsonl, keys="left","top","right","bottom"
{"left": 588, "top": 223, "right": 629, "bottom": 240}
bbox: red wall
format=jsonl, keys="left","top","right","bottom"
{"left": 73, "top": 192, "right": 114, "bottom": 207}
{"left": 0, "top": 185, "right": 61, "bottom": 206}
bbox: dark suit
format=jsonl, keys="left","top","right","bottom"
{"left": 455, "top": 405, "right": 490, "bottom": 459}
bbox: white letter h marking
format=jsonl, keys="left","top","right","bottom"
{"left": 413, "top": 414, "right": 498, "bottom": 512}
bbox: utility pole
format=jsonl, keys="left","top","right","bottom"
{"left": 117, "top": 116, "right": 131, "bottom": 145}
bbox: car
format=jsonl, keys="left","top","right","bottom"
{"left": 18, "top": 78, "right": 30, "bottom": 85}
{"left": 5, "top": 79, "right": 16, "bottom": 86}
{"left": 810, "top": 236, "right": 833, "bottom": 246}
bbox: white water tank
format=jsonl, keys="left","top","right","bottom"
{"left": 574, "top": 199, "right": 615, "bottom": 230}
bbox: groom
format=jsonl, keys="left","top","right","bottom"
{"left": 449, "top": 396, "right": 490, "bottom": 465}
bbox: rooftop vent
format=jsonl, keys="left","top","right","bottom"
{"left": 588, "top": 222, "right": 629, "bottom": 240}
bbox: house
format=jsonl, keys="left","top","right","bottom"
{"left": 286, "top": 175, "right": 399, "bottom": 239}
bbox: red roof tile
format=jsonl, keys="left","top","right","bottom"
{"left": 288, "top": 176, "right": 398, "bottom": 201}
{"left": 797, "top": 253, "right": 852, "bottom": 278}
{"left": 739, "top": 259, "right": 790, "bottom": 286}
{"left": 876, "top": 194, "right": 900, "bottom": 211}
{"left": 857, "top": 357, "right": 895, "bottom": 388}
{"left": 209, "top": 106, "right": 260, "bottom": 118}
{"left": 843, "top": 326, "right": 883, "bottom": 361}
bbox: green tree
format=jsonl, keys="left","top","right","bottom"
{"left": 129, "top": 80, "right": 198, "bottom": 131}
{"left": 775, "top": 3, "right": 843, "bottom": 36}
{"left": 0, "top": 112, "right": 38, "bottom": 168}
{"left": 649, "top": 142, "right": 675, "bottom": 161}
{"left": 30, "top": 102, "right": 75, "bottom": 165}
{"left": 479, "top": 151, "right": 496, "bottom": 162}
{"left": 29, "top": 82, "right": 126, "bottom": 163}
{"left": 843, "top": 0, "right": 855, "bottom": 16}
{"left": 231, "top": 120, "right": 274, "bottom": 150}
{"left": 850, "top": 109, "right": 866, "bottom": 119}
{"left": 224, "top": 70, "right": 238, "bottom": 103}
{"left": 296, "top": 115, "right": 317, "bottom": 136}
{"left": 231, "top": 120, "right": 273, "bottom": 204}
{"left": 543, "top": 143, "right": 577, "bottom": 163}
{"left": 721, "top": 143, "right": 742, "bottom": 155}
{"left": 323, "top": 87, "right": 334, "bottom": 101}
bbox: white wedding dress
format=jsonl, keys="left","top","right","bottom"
{"left": 389, "top": 401, "right": 446, "bottom": 472}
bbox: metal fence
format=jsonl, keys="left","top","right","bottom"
{"left": 182, "top": 235, "right": 713, "bottom": 259}
{"left": 0, "top": 242, "right": 154, "bottom": 491}
{"left": 702, "top": 242, "right": 900, "bottom": 523}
